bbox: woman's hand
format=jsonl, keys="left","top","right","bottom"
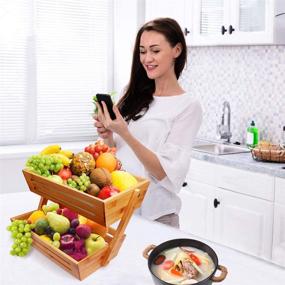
{"left": 96, "top": 102, "right": 129, "bottom": 138}
{"left": 93, "top": 114, "right": 113, "bottom": 139}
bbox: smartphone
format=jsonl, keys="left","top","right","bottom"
{"left": 96, "top": 93, "right": 116, "bottom": 120}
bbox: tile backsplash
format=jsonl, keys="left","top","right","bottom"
{"left": 180, "top": 45, "right": 285, "bottom": 144}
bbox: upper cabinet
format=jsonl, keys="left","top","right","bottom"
{"left": 145, "top": 0, "right": 194, "bottom": 45}
{"left": 145, "top": 0, "right": 285, "bottom": 46}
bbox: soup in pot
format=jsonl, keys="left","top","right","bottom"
{"left": 151, "top": 246, "right": 215, "bottom": 284}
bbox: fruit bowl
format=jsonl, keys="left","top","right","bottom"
{"left": 23, "top": 169, "right": 149, "bottom": 228}
{"left": 11, "top": 170, "right": 149, "bottom": 280}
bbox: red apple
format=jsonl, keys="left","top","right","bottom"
{"left": 97, "top": 186, "right": 119, "bottom": 200}
{"left": 58, "top": 167, "right": 72, "bottom": 180}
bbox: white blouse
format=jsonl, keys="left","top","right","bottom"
{"left": 114, "top": 93, "right": 203, "bottom": 220}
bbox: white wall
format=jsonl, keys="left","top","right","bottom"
{"left": 0, "top": 141, "right": 93, "bottom": 194}
{"left": 0, "top": 1, "right": 145, "bottom": 194}
{"left": 113, "top": 0, "right": 145, "bottom": 93}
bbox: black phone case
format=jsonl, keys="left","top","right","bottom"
{"left": 96, "top": 94, "right": 116, "bottom": 120}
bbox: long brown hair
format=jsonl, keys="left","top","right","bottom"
{"left": 117, "top": 18, "right": 187, "bottom": 122}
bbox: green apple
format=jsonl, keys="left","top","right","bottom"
{"left": 47, "top": 175, "right": 63, "bottom": 184}
{"left": 85, "top": 233, "right": 106, "bottom": 255}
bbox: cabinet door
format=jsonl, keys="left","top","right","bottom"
{"left": 192, "top": 0, "right": 231, "bottom": 45}
{"left": 229, "top": 0, "right": 274, "bottom": 44}
{"left": 272, "top": 177, "right": 285, "bottom": 266}
{"left": 145, "top": 0, "right": 193, "bottom": 45}
{"left": 179, "top": 181, "right": 215, "bottom": 240}
{"left": 272, "top": 203, "right": 285, "bottom": 266}
{"left": 213, "top": 188, "right": 273, "bottom": 260}
{"left": 192, "top": 0, "right": 275, "bottom": 45}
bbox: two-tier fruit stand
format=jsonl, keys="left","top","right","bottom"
{"left": 11, "top": 169, "right": 149, "bottom": 280}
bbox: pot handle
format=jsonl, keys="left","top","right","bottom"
{"left": 211, "top": 265, "right": 228, "bottom": 282}
{"left": 142, "top": 244, "right": 156, "bottom": 259}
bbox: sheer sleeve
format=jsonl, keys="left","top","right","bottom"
{"left": 154, "top": 99, "right": 202, "bottom": 193}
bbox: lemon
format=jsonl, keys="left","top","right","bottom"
{"left": 111, "top": 171, "right": 138, "bottom": 192}
{"left": 40, "top": 235, "right": 52, "bottom": 244}
{"left": 78, "top": 214, "right": 88, "bottom": 225}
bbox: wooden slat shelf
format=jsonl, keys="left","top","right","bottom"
{"left": 10, "top": 169, "right": 150, "bottom": 280}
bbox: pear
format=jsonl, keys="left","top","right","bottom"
{"left": 46, "top": 212, "right": 70, "bottom": 234}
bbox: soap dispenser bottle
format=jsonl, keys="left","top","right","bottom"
{"left": 246, "top": 120, "right": 259, "bottom": 148}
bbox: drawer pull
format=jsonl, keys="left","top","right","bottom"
{"left": 214, "top": 198, "right": 220, "bottom": 208}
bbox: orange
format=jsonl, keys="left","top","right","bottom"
{"left": 95, "top": 152, "right": 117, "bottom": 173}
{"left": 27, "top": 210, "right": 46, "bottom": 224}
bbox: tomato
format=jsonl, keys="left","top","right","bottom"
{"left": 93, "top": 152, "right": 100, "bottom": 160}
{"left": 102, "top": 145, "right": 109, "bottom": 152}
{"left": 89, "top": 145, "right": 96, "bottom": 154}
{"left": 95, "top": 145, "right": 103, "bottom": 153}
{"left": 189, "top": 253, "right": 201, "bottom": 266}
{"left": 162, "top": 260, "right": 174, "bottom": 270}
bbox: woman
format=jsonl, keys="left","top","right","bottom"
{"left": 94, "top": 18, "right": 202, "bottom": 228}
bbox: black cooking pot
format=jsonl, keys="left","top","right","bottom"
{"left": 143, "top": 239, "right": 227, "bottom": 285}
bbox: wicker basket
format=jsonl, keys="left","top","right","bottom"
{"left": 251, "top": 144, "right": 285, "bottom": 162}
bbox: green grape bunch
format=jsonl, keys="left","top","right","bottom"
{"left": 7, "top": 220, "right": 34, "bottom": 257}
{"left": 67, "top": 173, "right": 91, "bottom": 192}
{"left": 26, "top": 154, "right": 63, "bottom": 177}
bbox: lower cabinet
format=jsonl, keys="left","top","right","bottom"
{"left": 272, "top": 178, "right": 285, "bottom": 266}
{"left": 179, "top": 181, "right": 215, "bottom": 240}
{"left": 212, "top": 187, "right": 273, "bottom": 260}
{"left": 179, "top": 159, "right": 275, "bottom": 261}
{"left": 179, "top": 182, "right": 273, "bottom": 260}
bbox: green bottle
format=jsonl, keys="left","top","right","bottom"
{"left": 246, "top": 121, "right": 259, "bottom": 148}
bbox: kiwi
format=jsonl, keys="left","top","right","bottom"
{"left": 86, "top": 184, "right": 100, "bottom": 196}
{"left": 90, "top": 168, "right": 112, "bottom": 188}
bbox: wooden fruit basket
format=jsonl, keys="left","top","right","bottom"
{"left": 11, "top": 169, "right": 150, "bottom": 280}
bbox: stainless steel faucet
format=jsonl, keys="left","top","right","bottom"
{"left": 217, "top": 101, "right": 232, "bottom": 143}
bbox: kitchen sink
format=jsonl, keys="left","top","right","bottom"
{"left": 192, "top": 143, "right": 250, "bottom": 155}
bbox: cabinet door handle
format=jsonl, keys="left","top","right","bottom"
{"left": 229, "top": 25, "right": 235, "bottom": 34}
{"left": 182, "top": 182, "right": 188, "bottom": 187}
{"left": 184, "top": 27, "right": 190, "bottom": 36}
{"left": 214, "top": 198, "right": 220, "bottom": 208}
{"left": 221, "top": 25, "right": 227, "bottom": 35}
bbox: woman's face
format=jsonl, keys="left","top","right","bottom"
{"left": 139, "top": 31, "right": 181, "bottom": 80}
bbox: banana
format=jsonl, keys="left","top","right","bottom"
{"left": 40, "top": 144, "right": 61, "bottom": 155}
{"left": 59, "top": 149, "right": 74, "bottom": 159}
{"left": 51, "top": 153, "right": 71, "bottom": 167}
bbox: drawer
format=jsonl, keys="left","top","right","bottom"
{"left": 275, "top": 177, "right": 285, "bottom": 205}
{"left": 188, "top": 159, "right": 274, "bottom": 201}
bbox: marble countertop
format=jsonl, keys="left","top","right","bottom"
{"left": 192, "top": 140, "right": 285, "bottom": 179}
{"left": 1, "top": 192, "right": 285, "bottom": 285}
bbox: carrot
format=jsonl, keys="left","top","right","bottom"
{"left": 170, "top": 268, "right": 183, "bottom": 276}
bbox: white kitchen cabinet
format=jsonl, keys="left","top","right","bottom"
{"left": 213, "top": 187, "right": 273, "bottom": 260}
{"left": 180, "top": 159, "right": 274, "bottom": 260}
{"left": 145, "top": 0, "right": 193, "bottom": 45}
{"left": 179, "top": 181, "right": 215, "bottom": 239}
{"left": 145, "top": 0, "right": 285, "bottom": 46}
{"left": 272, "top": 178, "right": 285, "bottom": 267}
{"left": 192, "top": 0, "right": 285, "bottom": 45}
